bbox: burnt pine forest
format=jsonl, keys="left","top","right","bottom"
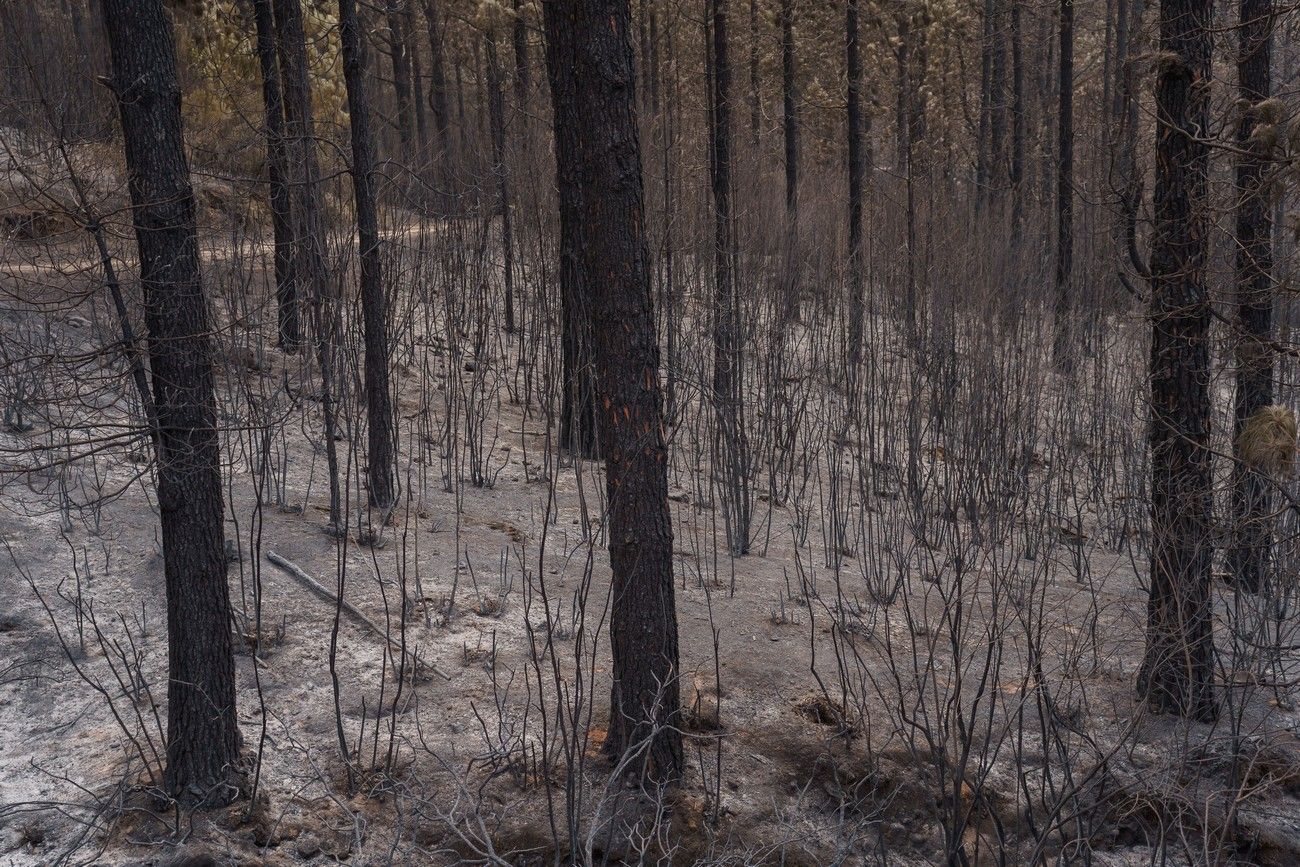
{"left": 4, "top": 0, "right": 1300, "bottom": 864}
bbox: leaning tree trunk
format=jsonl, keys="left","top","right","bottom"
{"left": 1227, "top": 0, "right": 1275, "bottom": 593}
{"left": 101, "top": 0, "right": 240, "bottom": 804}
{"left": 542, "top": 0, "right": 683, "bottom": 785}
{"left": 251, "top": 0, "right": 299, "bottom": 351}
{"left": 338, "top": 0, "right": 396, "bottom": 512}
{"left": 1138, "top": 0, "right": 1216, "bottom": 721}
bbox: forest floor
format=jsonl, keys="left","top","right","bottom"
{"left": 6, "top": 225, "right": 1300, "bottom": 866}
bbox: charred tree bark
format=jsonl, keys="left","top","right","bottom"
{"left": 101, "top": 0, "right": 240, "bottom": 803}
{"left": 710, "top": 0, "right": 751, "bottom": 554}
{"left": 542, "top": 0, "right": 682, "bottom": 784}
{"left": 1227, "top": 0, "right": 1275, "bottom": 593}
{"left": 406, "top": 3, "right": 430, "bottom": 166}
{"left": 338, "top": 0, "right": 396, "bottom": 512}
{"left": 1138, "top": 0, "right": 1216, "bottom": 721}
{"left": 484, "top": 27, "right": 516, "bottom": 335}
{"left": 978, "top": 0, "right": 994, "bottom": 198}
{"left": 511, "top": 0, "right": 528, "bottom": 107}
{"left": 422, "top": 0, "right": 455, "bottom": 197}
{"left": 250, "top": 0, "right": 298, "bottom": 351}
{"left": 847, "top": 0, "right": 866, "bottom": 370}
{"left": 989, "top": 0, "right": 1007, "bottom": 195}
{"left": 273, "top": 0, "right": 343, "bottom": 531}
{"left": 747, "top": 0, "right": 759, "bottom": 147}
{"left": 1112, "top": 0, "right": 1144, "bottom": 271}
{"left": 780, "top": 0, "right": 800, "bottom": 325}
{"left": 1052, "top": 0, "right": 1073, "bottom": 366}
{"left": 387, "top": 2, "right": 416, "bottom": 158}
{"left": 1009, "top": 0, "right": 1025, "bottom": 234}
{"left": 895, "top": 10, "right": 910, "bottom": 171}
{"left": 543, "top": 0, "right": 599, "bottom": 458}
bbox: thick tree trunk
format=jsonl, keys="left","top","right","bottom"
{"left": 338, "top": 0, "right": 396, "bottom": 512}
{"left": 1227, "top": 0, "right": 1275, "bottom": 592}
{"left": 101, "top": 0, "right": 240, "bottom": 804}
{"left": 1138, "top": 0, "right": 1216, "bottom": 721}
{"left": 250, "top": 0, "right": 298, "bottom": 351}
{"left": 542, "top": 0, "right": 682, "bottom": 784}
{"left": 543, "top": 0, "right": 599, "bottom": 459}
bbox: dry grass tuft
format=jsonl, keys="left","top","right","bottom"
{"left": 1237, "top": 405, "right": 1297, "bottom": 477}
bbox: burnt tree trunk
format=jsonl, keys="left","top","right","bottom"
{"left": 1053, "top": 0, "right": 1073, "bottom": 366}
{"left": 338, "top": 0, "right": 395, "bottom": 511}
{"left": 710, "top": 0, "right": 751, "bottom": 554}
{"left": 484, "top": 28, "right": 515, "bottom": 335}
{"left": 1227, "top": 0, "right": 1275, "bottom": 593}
{"left": 251, "top": 0, "right": 298, "bottom": 351}
{"left": 1138, "top": 0, "right": 1216, "bottom": 721}
{"left": 511, "top": 0, "right": 528, "bottom": 107}
{"left": 780, "top": 0, "right": 799, "bottom": 325}
{"left": 747, "top": 0, "right": 759, "bottom": 146}
{"left": 387, "top": 2, "right": 416, "bottom": 158}
{"left": 978, "top": 0, "right": 993, "bottom": 198}
{"left": 1009, "top": 0, "right": 1025, "bottom": 234}
{"left": 273, "top": 0, "right": 343, "bottom": 530}
{"left": 895, "top": 10, "right": 910, "bottom": 171}
{"left": 101, "top": 0, "right": 240, "bottom": 803}
{"left": 422, "top": 0, "right": 455, "bottom": 203}
{"left": 542, "top": 0, "right": 683, "bottom": 784}
{"left": 406, "top": 3, "right": 430, "bottom": 167}
{"left": 543, "top": 0, "right": 599, "bottom": 458}
{"left": 847, "top": 0, "right": 866, "bottom": 370}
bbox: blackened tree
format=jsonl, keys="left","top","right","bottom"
{"left": 250, "top": 0, "right": 298, "bottom": 350}
{"left": 1138, "top": 0, "right": 1216, "bottom": 721}
{"left": 337, "top": 0, "right": 396, "bottom": 511}
{"left": 542, "top": 0, "right": 683, "bottom": 783}
{"left": 1227, "top": 0, "right": 1275, "bottom": 593}
{"left": 100, "top": 0, "right": 241, "bottom": 803}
